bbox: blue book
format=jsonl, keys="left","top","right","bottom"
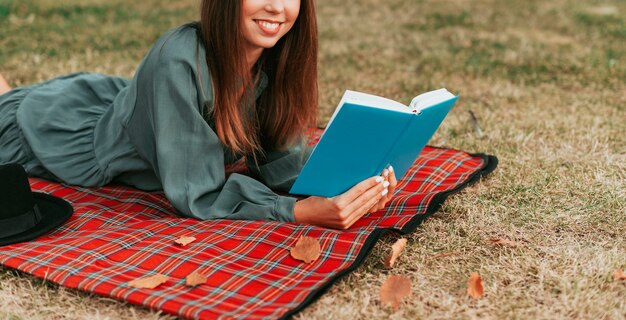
{"left": 289, "top": 88, "right": 458, "bottom": 197}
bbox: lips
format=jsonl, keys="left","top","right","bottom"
{"left": 254, "top": 19, "right": 283, "bottom": 36}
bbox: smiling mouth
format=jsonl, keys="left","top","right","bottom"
{"left": 254, "top": 19, "right": 283, "bottom": 35}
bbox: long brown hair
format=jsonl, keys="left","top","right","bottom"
{"left": 198, "top": 0, "right": 318, "bottom": 157}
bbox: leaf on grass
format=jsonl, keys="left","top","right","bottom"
{"left": 174, "top": 236, "right": 196, "bottom": 247}
{"left": 614, "top": 269, "right": 626, "bottom": 281}
{"left": 384, "top": 238, "right": 408, "bottom": 268}
{"left": 128, "top": 274, "right": 169, "bottom": 289}
{"left": 380, "top": 275, "right": 412, "bottom": 309}
{"left": 290, "top": 236, "right": 321, "bottom": 263}
{"left": 488, "top": 238, "right": 521, "bottom": 247}
{"left": 186, "top": 271, "right": 208, "bottom": 287}
{"left": 467, "top": 272, "right": 484, "bottom": 299}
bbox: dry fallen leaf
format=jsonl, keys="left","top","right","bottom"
{"left": 467, "top": 272, "right": 484, "bottom": 299}
{"left": 128, "top": 274, "right": 169, "bottom": 289}
{"left": 488, "top": 238, "right": 521, "bottom": 247}
{"left": 380, "top": 275, "right": 412, "bottom": 309}
{"left": 174, "top": 236, "right": 197, "bottom": 247}
{"left": 290, "top": 236, "right": 321, "bottom": 263}
{"left": 614, "top": 269, "right": 626, "bottom": 281}
{"left": 186, "top": 271, "right": 208, "bottom": 287}
{"left": 384, "top": 238, "right": 408, "bottom": 268}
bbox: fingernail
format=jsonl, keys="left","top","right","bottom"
{"left": 375, "top": 176, "right": 383, "bottom": 183}
{"left": 381, "top": 189, "right": 389, "bottom": 196}
{"left": 388, "top": 165, "right": 394, "bottom": 172}
{"left": 383, "top": 169, "right": 389, "bottom": 177}
{"left": 383, "top": 181, "right": 390, "bottom": 188}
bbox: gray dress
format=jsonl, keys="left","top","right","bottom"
{"left": 0, "top": 25, "right": 312, "bottom": 223}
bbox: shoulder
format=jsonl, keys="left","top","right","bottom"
{"left": 134, "top": 23, "right": 213, "bottom": 110}
{"left": 133, "top": 23, "right": 213, "bottom": 113}
{"left": 138, "top": 23, "right": 210, "bottom": 92}
{"left": 151, "top": 23, "right": 202, "bottom": 66}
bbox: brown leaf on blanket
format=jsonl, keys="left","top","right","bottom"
{"left": 186, "top": 271, "right": 208, "bottom": 287}
{"left": 384, "top": 238, "right": 408, "bottom": 268}
{"left": 380, "top": 275, "right": 412, "bottom": 309}
{"left": 174, "top": 236, "right": 197, "bottom": 247}
{"left": 614, "top": 269, "right": 626, "bottom": 281}
{"left": 487, "top": 238, "right": 521, "bottom": 247}
{"left": 290, "top": 236, "right": 321, "bottom": 263}
{"left": 128, "top": 274, "right": 169, "bottom": 289}
{"left": 467, "top": 272, "right": 484, "bottom": 299}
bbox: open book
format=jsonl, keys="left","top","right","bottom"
{"left": 289, "top": 88, "right": 458, "bottom": 197}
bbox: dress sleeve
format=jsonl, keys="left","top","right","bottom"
{"left": 129, "top": 39, "right": 298, "bottom": 223}
{"left": 246, "top": 139, "right": 314, "bottom": 193}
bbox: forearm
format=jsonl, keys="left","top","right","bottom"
{"left": 166, "top": 172, "right": 298, "bottom": 223}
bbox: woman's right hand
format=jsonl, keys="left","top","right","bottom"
{"left": 293, "top": 176, "right": 390, "bottom": 230}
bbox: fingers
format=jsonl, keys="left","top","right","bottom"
{"left": 345, "top": 186, "right": 387, "bottom": 227}
{"left": 335, "top": 175, "right": 384, "bottom": 203}
{"left": 344, "top": 177, "right": 386, "bottom": 213}
{"left": 387, "top": 165, "right": 397, "bottom": 200}
{"left": 369, "top": 187, "right": 388, "bottom": 213}
{"left": 379, "top": 166, "right": 398, "bottom": 206}
{"left": 342, "top": 179, "right": 386, "bottom": 224}
{"left": 376, "top": 168, "right": 392, "bottom": 211}
{"left": 370, "top": 166, "right": 396, "bottom": 213}
{"left": 332, "top": 168, "right": 398, "bottom": 229}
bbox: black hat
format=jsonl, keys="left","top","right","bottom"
{"left": 0, "top": 163, "right": 73, "bottom": 246}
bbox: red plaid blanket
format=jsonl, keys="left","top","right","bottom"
{"left": 0, "top": 131, "right": 497, "bottom": 319}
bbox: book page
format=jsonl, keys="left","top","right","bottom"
{"left": 409, "top": 88, "right": 455, "bottom": 111}
{"left": 343, "top": 90, "right": 409, "bottom": 113}
{"left": 324, "top": 90, "right": 408, "bottom": 135}
{"left": 324, "top": 92, "right": 349, "bottom": 131}
{"left": 314, "top": 90, "right": 410, "bottom": 162}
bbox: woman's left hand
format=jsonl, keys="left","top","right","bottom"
{"left": 368, "top": 166, "right": 397, "bottom": 213}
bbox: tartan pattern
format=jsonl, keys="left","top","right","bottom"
{"left": 0, "top": 129, "right": 494, "bottom": 319}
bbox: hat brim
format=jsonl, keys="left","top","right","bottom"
{"left": 0, "top": 192, "right": 73, "bottom": 246}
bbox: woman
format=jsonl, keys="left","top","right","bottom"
{"left": 0, "top": 0, "right": 396, "bottom": 230}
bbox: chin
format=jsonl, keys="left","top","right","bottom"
{"left": 254, "top": 39, "right": 281, "bottom": 49}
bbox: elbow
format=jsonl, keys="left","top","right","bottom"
{"left": 163, "top": 185, "right": 195, "bottom": 218}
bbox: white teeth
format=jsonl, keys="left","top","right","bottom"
{"left": 257, "top": 20, "right": 279, "bottom": 30}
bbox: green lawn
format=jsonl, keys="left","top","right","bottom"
{"left": 1, "top": 0, "right": 624, "bottom": 318}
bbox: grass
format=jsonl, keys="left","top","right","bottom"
{"left": 1, "top": 0, "right": 625, "bottom": 318}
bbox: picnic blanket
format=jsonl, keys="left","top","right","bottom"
{"left": 0, "top": 130, "right": 497, "bottom": 319}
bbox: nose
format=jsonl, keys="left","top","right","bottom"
{"left": 265, "top": 0, "right": 285, "bottom": 13}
